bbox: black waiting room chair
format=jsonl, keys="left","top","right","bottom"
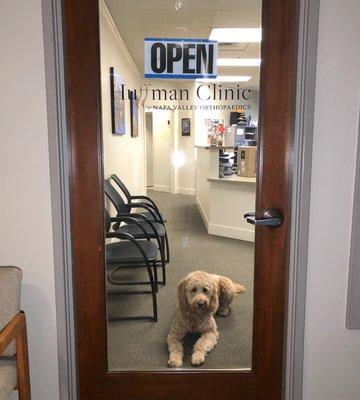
{"left": 105, "top": 209, "right": 158, "bottom": 322}
{"left": 104, "top": 179, "right": 170, "bottom": 280}
{"left": 110, "top": 174, "right": 167, "bottom": 223}
{"left": 114, "top": 213, "right": 167, "bottom": 285}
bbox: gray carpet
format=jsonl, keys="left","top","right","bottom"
{"left": 107, "top": 190, "right": 254, "bottom": 370}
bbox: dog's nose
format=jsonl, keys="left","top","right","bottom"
{"left": 197, "top": 301, "right": 205, "bottom": 308}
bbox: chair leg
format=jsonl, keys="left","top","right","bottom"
{"left": 16, "top": 314, "right": 31, "bottom": 400}
{"left": 145, "top": 262, "right": 158, "bottom": 322}
{"left": 110, "top": 262, "right": 158, "bottom": 322}
{"left": 165, "top": 232, "right": 170, "bottom": 263}
{"left": 162, "top": 262, "right": 166, "bottom": 286}
{"left": 158, "top": 237, "right": 167, "bottom": 286}
{"left": 106, "top": 261, "right": 158, "bottom": 321}
{"left": 152, "top": 261, "right": 158, "bottom": 292}
{"left": 108, "top": 266, "right": 155, "bottom": 288}
{"left": 108, "top": 316, "right": 155, "bottom": 322}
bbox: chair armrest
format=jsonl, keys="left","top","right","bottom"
{"left": 124, "top": 213, "right": 161, "bottom": 239}
{"left": 109, "top": 215, "right": 151, "bottom": 240}
{"left": 0, "top": 312, "right": 26, "bottom": 356}
{"left": 129, "top": 201, "right": 165, "bottom": 224}
{"left": 131, "top": 196, "right": 160, "bottom": 212}
{"left": 106, "top": 232, "right": 134, "bottom": 240}
{"left": 127, "top": 203, "right": 162, "bottom": 223}
{"left": 132, "top": 200, "right": 161, "bottom": 217}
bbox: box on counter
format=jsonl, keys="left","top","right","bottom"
{"left": 237, "top": 146, "right": 257, "bottom": 178}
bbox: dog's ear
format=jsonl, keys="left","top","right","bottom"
{"left": 209, "top": 281, "right": 219, "bottom": 313}
{"left": 178, "top": 278, "right": 189, "bottom": 314}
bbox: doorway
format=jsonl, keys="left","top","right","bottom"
{"left": 61, "top": 0, "right": 301, "bottom": 398}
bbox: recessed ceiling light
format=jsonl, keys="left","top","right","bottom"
{"left": 174, "top": 0, "right": 187, "bottom": 11}
{"left": 197, "top": 76, "right": 251, "bottom": 83}
{"left": 209, "top": 28, "right": 261, "bottom": 43}
{"left": 217, "top": 58, "right": 261, "bottom": 67}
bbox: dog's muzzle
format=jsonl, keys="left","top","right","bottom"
{"left": 196, "top": 300, "right": 206, "bottom": 309}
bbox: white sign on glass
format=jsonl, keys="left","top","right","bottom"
{"left": 144, "top": 38, "right": 217, "bottom": 79}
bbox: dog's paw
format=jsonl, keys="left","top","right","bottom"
{"left": 191, "top": 352, "right": 205, "bottom": 366}
{"left": 217, "top": 307, "right": 230, "bottom": 317}
{"left": 168, "top": 356, "right": 183, "bottom": 368}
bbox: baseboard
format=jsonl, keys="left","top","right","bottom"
{"left": 178, "top": 187, "right": 196, "bottom": 196}
{"left": 208, "top": 223, "right": 255, "bottom": 242}
{"left": 152, "top": 185, "right": 171, "bottom": 193}
{"left": 196, "top": 198, "right": 209, "bottom": 230}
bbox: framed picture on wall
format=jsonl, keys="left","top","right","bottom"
{"left": 130, "top": 90, "right": 139, "bottom": 138}
{"left": 181, "top": 118, "right": 191, "bottom": 136}
{"left": 110, "top": 67, "right": 125, "bottom": 135}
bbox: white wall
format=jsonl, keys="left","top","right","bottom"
{"left": 0, "top": 1, "right": 59, "bottom": 399}
{"left": 145, "top": 112, "right": 154, "bottom": 186}
{"left": 100, "top": 1, "right": 145, "bottom": 196}
{"left": 177, "top": 83, "right": 196, "bottom": 195}
{"left": 303, "top": 0, "right": 360, "bottom": 399}
{"left": 151, "top": 109, "right": 173, "bottom": 192}
{"left": 195, "top": 148, "right": 211, "bottom": 222}
{"left": 143, "top": 80, "right": 180, "bottom": 193}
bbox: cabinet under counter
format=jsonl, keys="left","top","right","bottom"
{"left": 195, "top": 146, "right": 256, "bottom": 242}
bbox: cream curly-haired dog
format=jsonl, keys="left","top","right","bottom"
{"left": 167, "top": 271, "right": 245, "bottom": 367}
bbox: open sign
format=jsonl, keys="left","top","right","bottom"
{"left": 144, "top": 38, "right": 217, "bottom": 80}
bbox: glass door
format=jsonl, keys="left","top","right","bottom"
{"left": 62, "top": 0, "right": 298, "bottom": 398}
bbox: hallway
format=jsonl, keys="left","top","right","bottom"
{"left": 107, "top": 190, "right": 254, "bottom": 370}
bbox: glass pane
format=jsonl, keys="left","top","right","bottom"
{"left": 100, "top": 0, "right": 261, "bottom": 370}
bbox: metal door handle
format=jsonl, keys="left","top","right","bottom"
{"left": 244, "top": 208, "right": 284, "bottom": 228}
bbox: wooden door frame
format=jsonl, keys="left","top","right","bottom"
{"left": 43, "top": 0, "right": 319, "bottom": 398}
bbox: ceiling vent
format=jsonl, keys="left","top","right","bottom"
{"left": 219, "top": 42, "right": 236, "bottom": 48}
{"left": 218, "top": 42, "right": 249, "bottom": 51}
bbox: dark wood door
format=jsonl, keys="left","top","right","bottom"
{"left": 62, "top": 0, "right": 298, "bottom": 398}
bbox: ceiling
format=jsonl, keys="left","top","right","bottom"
{"left": 104, "top": 0, "right": 262, "bottom": 89}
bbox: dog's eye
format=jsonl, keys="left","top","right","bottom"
{"left": 203, "top": 288, "right": 208, "bottom": 293}
{"left": 191, "top": 288, "right": 197, "bottom": 293}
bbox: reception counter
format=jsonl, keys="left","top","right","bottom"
{"left": 195, "top": 146, "right": 256, "bottom": 242}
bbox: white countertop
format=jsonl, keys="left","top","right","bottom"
{"left": 207, "top": 176, "right": 256, "bottom": 184}
{"left": 195, "top": 145, "right": 236, "bottom": 150}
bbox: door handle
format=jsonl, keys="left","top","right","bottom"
{"left": 244, "top": 208, "right": 284, "bottom": 228}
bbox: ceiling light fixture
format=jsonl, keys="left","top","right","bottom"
{"left": 174, "top": 0, "right": 187, "bottom": 11}
{"left": 217, "top": 58, "right": 261, "bottom": 67}
{"left": 209, "top": 28, "right": 261, "bottom": 43}
{"left": 197, "top": 76, "right": 251, "bottom": 83}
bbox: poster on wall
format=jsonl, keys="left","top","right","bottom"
{"left": 130, "top": 91, "right": 139, "bottom": 138}
{"left": 181, "top": 118, "right": 191, "bottom": 136}
{"left": 110, "top": 67, "right": 125, "bottom": 135}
